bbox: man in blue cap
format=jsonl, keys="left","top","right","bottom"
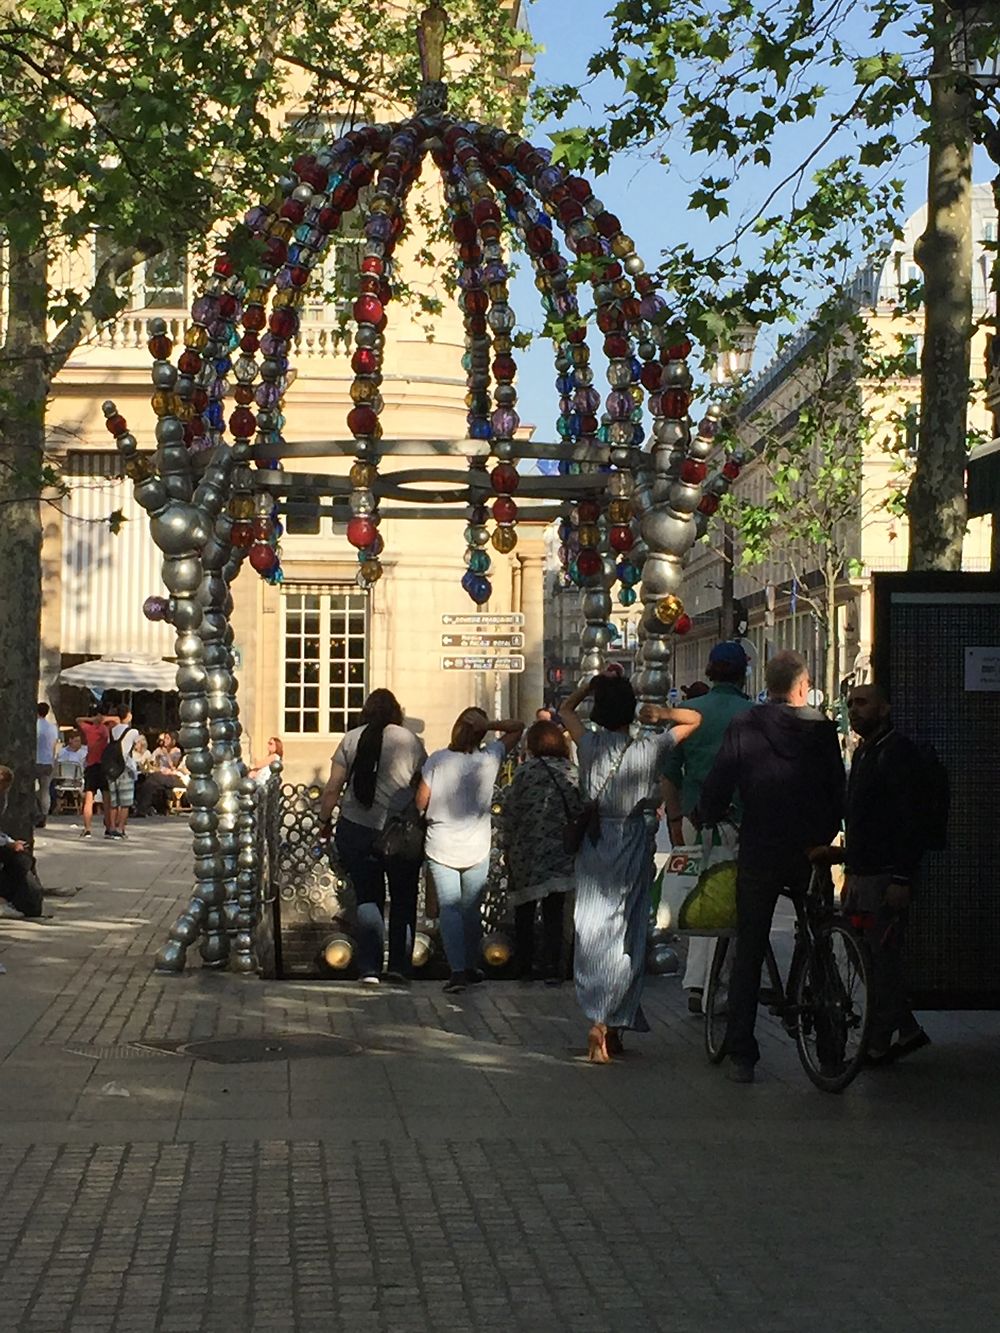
{"left": 659, "top": 640, "right": 753, "bottom": 1011}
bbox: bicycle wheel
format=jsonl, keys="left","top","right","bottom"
{"left": 794, "top": 923, "right": 871, "bottom": 1093}
{"left": 703, "top": 936, "right": 732, "bottom": 1064}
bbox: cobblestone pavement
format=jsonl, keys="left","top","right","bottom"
{"left": 1, "top": 821, "right": 999, "bottom": 1332}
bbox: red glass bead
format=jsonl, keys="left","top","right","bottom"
{"left": 293, "top": 153, "right": 317, "bottom": 175}
{"left": 622, "top": 297, "right": 641, "bottom": 322}
{"left": 240, "top": 333, "right": 259, "bottom": 353}
{"left": 680, "top": 459, "right": 707, "bottom": 485}
{"left": 578, "top": 500, "right": 601, "bottom": 523}
{"left": 723, "top": 461, "right": 742, "bottom": 480}
{"left": 178, "top": 350, "right": 202, "bottom": 375}
{"left": 574, "top": 236, "right": 601, "bottom": 257}
{"left": 252, "top": 517, "right": 273, "bottom": 540}
{"left": 566, "top": 325, "right": 587, "bottom": 344}
{"left": 349, "top": 162, "right": 371, "bottom": 187}
{"left": 231, "top": 521, "right": 254, "bottom": 549}
{"left": 289, "top": 265, "right": 309, "bottom": 288}
{"left": 264, "top": 239, "right": 287, "bottom": 264}
{"left": 463, "top": 289, "right": 488, "bottom": 315}
{"left": 249, "top": 543, "right": 278, "bottom": 573}
{"left": 604, "top": 334, "right": 629, "bottom": 359}
{"left": 347, "top": 405, "right": 378, "bottom": 436}
{"left": 660, "top": 388, "right": 692, "bottom": 417}
{"left": 490, "top": 463, "right": 519, "bottom": 494}
{"left": 595, "top": 212, "right": 621, "bottom": 238}
{"left": 526, "top": 226, "right": 552, "bottom": 254}
{"left": 558, "top": 200, "right": 584, "bottom": 224}
{"left": 674, "top": 614, "right": 693, "bottom": 636}
{"left": 361, "top": 255, "right": 384, "bottom": 275}
{"left": 347, "top": 516, "right": 377, "bottom": 549}
{"left": 576, "top": 548, "right": 602, "bottom": 578}
{"left": 665, "top": 338, "right": 693, "bottom": 360}
{"left": 331, "top": 183, "right": 357, "bottom": 210}
{"left": 492, "top": 354, "right": 516, "bottom": 381}
{"left": 279, "top": 199, "right": 305, "bottom": 223}
{"left": 596, "top": 305, "right": 624, "bottom": 333}
{"left": 213, "top": 256, "right": 234, "bottom": 277}
{"left": 352, "top": 347, "right": 379, "bottom": 375}
{"left": 148, "top": 334, "right": 172, "bottom": 359}
{"left": 640, "top": 362, "right": 663, "bottom": 391}
{"left": 234, "top": 385, "right": 254, "bottom": 405}
{"left": 579, "top": 414, "right": 598, "bottom": 434}
{"left": 269, "top": 308, "right": 298, "bottom": 339}
{"left": 492, "top": 495, "right": 518, "bottom": 524}
{"left": 104, "top": 414, "right": 127, "bottom": 437}
{"left": 565, "top": 176, "right": 592, "bottom": 202}
{"left": 191, "top": 388, "right": 209, "bottom": 412}
{"left": 219, "top": 294, "right": 238, "bottom": 319}
{"left": 242, "top": 305, "right": 266, "bottom": 332}
{"left": 452, "top": 215, "right": 476, "bottom": 244}
{"left": 229, "top": 407, "right": 256, "bottom": 438}
{"left": 353, "top": 294, "right": 383, "bottom": 325}
{"left": 698, "top": 494, "right": 720, "bottom": 516}
{"left": 316, "top": 207, "right": 341, "bottom": 232}
{"left": 609, "top": 525, "right": 634, "bottom": 553}
{"left": 468, "top": 314, "right": 487, "bottom": 336}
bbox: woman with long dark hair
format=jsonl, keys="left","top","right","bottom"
{"left": 560, "top": 674, "right": 701, "bottom": 1062}
{"left": 415, "top": 706, "right": 524, "bottom": 993}
{"left": 318, "top": 689, "right": 426, "bottom": 985}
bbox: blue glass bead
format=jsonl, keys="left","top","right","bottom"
{"left": 633, "top": 425, "right": 645, "bottom": 445}
{"left": 558, "top": 458, "right": 572, "bottom": 475}
{"left": 606, "top": 622, "right": 620, "bottom": 640}
{"left": 630, "top": 356, "right": 643, "bottom": 379}
{"left": 206, "top": 401, "right": 224, "bottom": 428}
{"left": 618, "top": 586, "right": 637, "bottom": 606}
{"left": 469, "top": 419, "right": 493, "bottom": 440}
{"left": 568, "top": 413, "right": 582, "bottom": 436}
{"left": 597, "top": 425, "right": 611, "bottom": 444}
{"left": 557, "top": 415, "right": 571, "bottom": 438}
{"left": 558, "top": 519, "right": 573, "bottom": 542}
{"left": 567, "top": 558, "right": 582, "bottom": 586}
{"left": 467, "top": 549, "right": 491, "bottom": 573}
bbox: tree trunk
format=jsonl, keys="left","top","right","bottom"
{"left": 0, "top": 234, "right": 48, "bottom": 844}
{"left": 824, "top": 557, "right": 838, "bottom": 716}
{"left": 907, "top": 2, "right": 974, "bottom": 571}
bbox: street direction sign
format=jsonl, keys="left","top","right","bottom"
{"left": 441, "top": 633, "right": 525, "bottom": 649}
{"left": 441, "top": 612, "right": 525, "bottom": 626}
{"left": 441, "top": 655, "right": 525, "bottom": 672}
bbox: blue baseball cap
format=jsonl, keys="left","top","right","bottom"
{"left": 708, "top": 641, "right": 748, "bottom": 670}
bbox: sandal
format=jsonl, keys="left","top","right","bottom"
{"left": 587, "top": 1023, "right": 611, "bottom": 1064}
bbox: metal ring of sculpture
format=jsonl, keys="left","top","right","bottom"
{"left": 101, "top": 6, "right": 746, "bottom": 974}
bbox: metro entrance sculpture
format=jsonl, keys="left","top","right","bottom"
{"left": 101, "top": 7, "right": 746, "bottom": 974}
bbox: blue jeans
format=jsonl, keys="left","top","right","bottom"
{"left": 426, "top": 856, "right": 490, "bottom": 975}
{"left": 334, "top": 817, "right": 420, "bottom": 979}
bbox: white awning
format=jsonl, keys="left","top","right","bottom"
{"left": 58, "top": 654, "right": 177, "bottom": 694}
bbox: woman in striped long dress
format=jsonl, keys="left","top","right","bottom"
{"left": 560, "top": 675, "right": 701, "bottom": 1063}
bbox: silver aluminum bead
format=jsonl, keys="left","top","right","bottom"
{"left": 669, "top": 483, "right": 702, "bottom": 514}
{"left": 162, "top": 557, "right": 203, "bottom": 594}
{"left": 660, "top": 361, "right": 693, "bottom": 388}
{"left": 638, "top": 552, "right": 685, "bottom": 598}
{"left": 152, "top": 361, "right": 178, "bottom": 390}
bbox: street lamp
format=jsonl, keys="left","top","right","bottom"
{"left": 709, "top": 322, "right": 759, "bottom": 637}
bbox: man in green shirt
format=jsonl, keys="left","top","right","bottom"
{"left": 659, "top": 641, "right": 753, "bottom": 1012}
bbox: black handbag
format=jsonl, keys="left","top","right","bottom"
{"left": 373, "top": 793, "right": 426, "bottom": 862}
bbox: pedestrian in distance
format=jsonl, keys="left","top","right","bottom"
{"left": 416, "top": 707, "right": 524, "bottom": 994}
{"left": 659, "top": 641, "right": 754, "bottom": 1013}
{"left": 35, "top": 702, "right": 59, "bottom": 828}
{"left": 0, "top": 767, "right": 44, "bottom": 918}
{"left": 559, "top": 674, "right": 701, "bottom": 1064}
{"left": 75, "top": 705, "right": 117, "bottom": 838}
{"left": 318, "top": 690, "right": 426, "bottom": 986}
{"left": 840, "top": 684, "right": 932, "bottom": 1064}
{"left": 698, "top": 650, "right": 844, "bottom": 1084}
{"left": 499, "top": 719, "right": 584, "bottom": 984}
{"left": 102, "top": 706, "right": 141, "bottom": 840}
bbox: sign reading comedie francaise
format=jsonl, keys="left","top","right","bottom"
{"left": 441, "top": 613, "right": 525, "bottom": 626}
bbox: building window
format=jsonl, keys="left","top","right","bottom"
{"left": 282, "top": 585, "right": 368, "bottom": 735}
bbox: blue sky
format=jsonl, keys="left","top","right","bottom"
{"left": 506, "top": 0, "right": 956, "bottom": 440}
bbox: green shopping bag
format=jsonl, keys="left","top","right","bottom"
{"left": 678, "top": 855, "right": 738, "bottom": 931}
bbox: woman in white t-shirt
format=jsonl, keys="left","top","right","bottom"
{"left": 416, "top": 707, "right": 524, "bottom": 994}
{"left": 318, "top": 690, "right": 426, "bottom": 985}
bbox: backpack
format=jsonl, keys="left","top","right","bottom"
{"left": 100, "top": 732, "right": 127, "bottom": 783}
{"left": 915, "top": 741, "right": 950, "bottom": 852}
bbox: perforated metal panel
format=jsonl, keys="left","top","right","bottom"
{"left": 874, "top": 574, "right": 1000, "bottom": 1006}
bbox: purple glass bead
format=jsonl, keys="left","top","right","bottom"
{"left": 142, "top": 595, "right": 169, "bottom": 622}
{"left": 275, "top": 269, "right": 293, "bottom": 290}
{"left": 554, "top": 292, "right": 575, "bottom": 315}
{"left": 484, "top": 261, "right": 509, "bottom": 283}
{"left": 191, "top": 295, "right": 219, "bottom": 324}
{"left": 491, "top": 407, "right": 520, "bottom": 437}
{"left": 574, "top": 387, "right": 601, "bottom": 413}
{"left": 458, "top": 267, "right": 482, "bottom": 289}
{"left": 699, "top": 417, "right": 720, "bottom": 439}
{"left": 559, "top": 396, "right": 572, "bottom": 415}
{"left": 255, "top": 383, "right": 281, "bottom": 408}
{"left": 639, "top": 293, "right": 667, "bottom": 319}
{"left": 605, "top": 389, "right": 633, "bottom": 420}
{"left": 208, "top": 378, "right": 229, "bottom": 401}
{"left": 365, "top": 214, "right": 392, "bottom": 241}
{"left": 244, "top": 206, "right": 270, "bottom": 231}
{"left": 535, "top": 166, "right": 563, "bottom": 194}
{"left": 259, "top": 333, "right": 284, "bottom": 356}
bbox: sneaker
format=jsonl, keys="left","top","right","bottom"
{"left": 383, "top": 971, "right": 410, "bottom": 987}
{"left": 687, "top": 989, "right": 704, "bottom": 1015}
{"left": 104, "top": 829, "right": 118, "bottom": 839}
{"left": 442, "top": 973, "right": 467, "bottom": 994}
{"left": 464, "top": 968, "right": 485, "bottom": 986}
{"left": 79, "top": 830, "right": 92, "bottom": 839}
{"left": 358, "top": 974, "right": 380, "bottom": 987}
{"left": 0, "top": 901, "right": 25, "bottom": 920}
{"left": 725, "top": 1059, "right": 755, "bottom": 1084}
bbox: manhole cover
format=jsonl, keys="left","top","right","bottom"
{"left": 179, "top": 1034, "right": 362, "bottom": 1063}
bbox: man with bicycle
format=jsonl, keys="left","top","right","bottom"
{"left": 699, "top": 651, "right": 844, "bottom": 1083}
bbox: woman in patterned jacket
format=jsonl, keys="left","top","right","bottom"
{"left": 500, "top": 719, "right": 585, "bottom": 984}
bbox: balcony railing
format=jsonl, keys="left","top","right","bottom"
{"left": 88, "top": 309, "right": 352, "bottom": 358}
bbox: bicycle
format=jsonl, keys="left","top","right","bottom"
{"left": 703, "top": 861, "right": 873, "bottom": 1093}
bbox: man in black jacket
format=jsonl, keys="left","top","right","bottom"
{"left": 843, "top": 685, "right": 929, "bottom": 1063}
{"left": 699, "top": 651, "right": 844, "bottom": 1082}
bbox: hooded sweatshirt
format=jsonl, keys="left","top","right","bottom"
{"left": 698, "top": 702, "right": 845, "bottom": 876}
